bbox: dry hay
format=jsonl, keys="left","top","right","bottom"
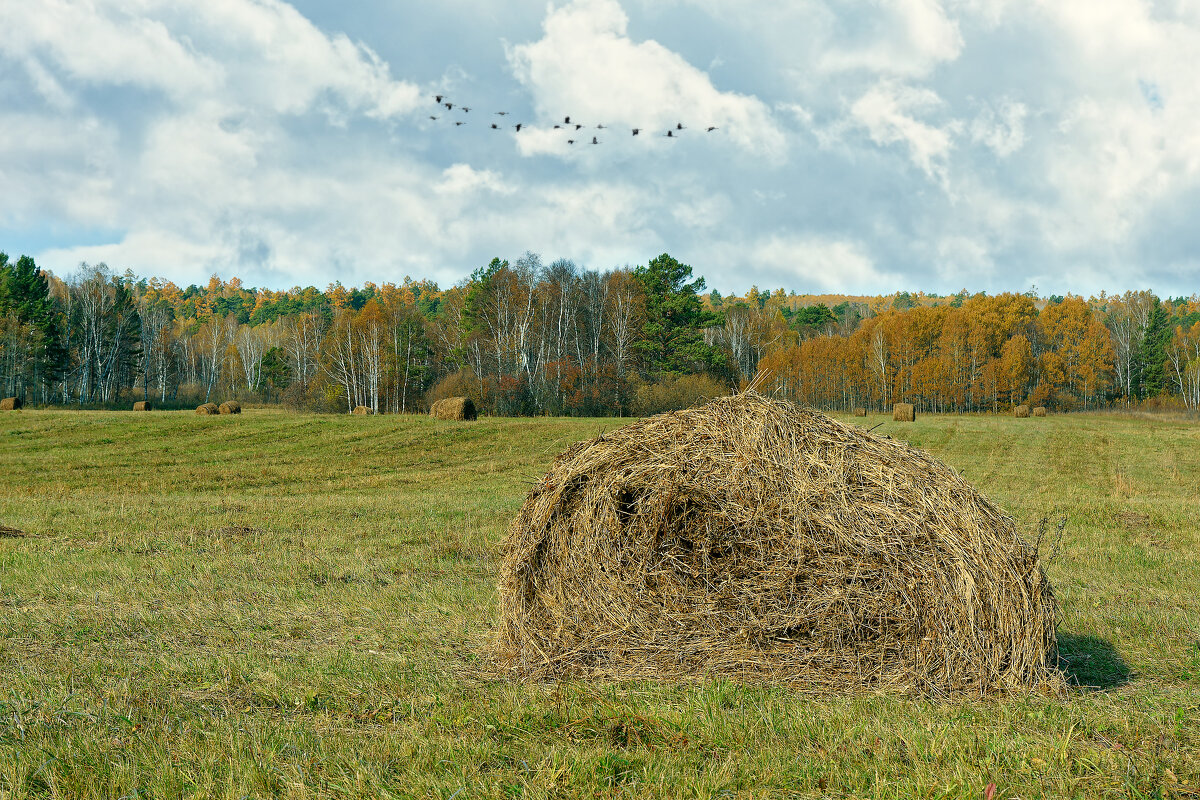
{"left": 218, "top": 400, "right": 241, "bottom": 415}
{"left": 853, "top": 407, "right": 867, "bottom": 417}
{"left": 1014, "top": 405, "right": 1030, "bottom": 418}
{"left": 133, "top": 400, "right": 152, "bottom": 411}
{"left": 0, "top": 397, "right": 22, "bottom": 411}
{"left": 494, "top": 392, "right": 1060, "bottom": 695}
{"left": 1033, "top": 407, "right": 1047, "bottom": 417}
{"left": 352, "top": 405, "right": 374, "bottom": 415}
{"left": 431, "top": 396, "right": 477, "bottom": 421}
{"left": 892, "top": 402, "right": 915, "bottom": 422}
{"left": 196, "top": 403, "right": 220, "bottom": 415}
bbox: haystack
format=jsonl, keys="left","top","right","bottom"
{"left": 0, "top": 397, "right": 21, "bottom": 411}
{"left": 1014, "top": 405, "right": 1030, "bottom": 418}
{"left": 196, "top": 403, "right": 219, "bottom": 415}
{"left": 495, "top": 392, "right": 1059, "bottom": 695}
{"left": 892, "top": 402, "right": 915, "bottom": 422}
{"left": 352, "top": 405, "right": 374, "bottom": 415}
{"left": 133, "top": 401, "right": 151, "bottom": 411}
{"left": 219, "top": 401, "right": 241, "bottom": 415}
{"left": 1032, "top": 407, "right": 1047, "bottom": 417}
{"left": 431, "top": 396, "right": 477, "bottom": 421}
{"left": 853, "top": 407, "right": 867, "bottom": 417}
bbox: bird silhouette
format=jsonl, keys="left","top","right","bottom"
{"left": 567, "top": 139, "right": 575, "bottom": 145}
{"left": 591, "top": 136, "right": 599, "bottom": 145}
{"left": 455, "top": 121, "right": 465, "bottom": 126}
{"left": 676, "top": 122, "right": 685, "bottom": 130}
{"left": 429, "top": 115, "right": 439, "bottom": 120}
{"left": 553, "top": 124, "right": 562, "bottom": 129}
{"left": 575, "top": 124, "right": 583, "bottom": 130}
{"left": 491, "top": 123, "right": 499, "bottom": 129}
{"left": 444, "top": 102, "right": 453, "bottom": 110}
{"left": 564, "top": 116, "right": 571, "bottom": 124}
{"left": 706, "top": 126, "right": 718, "bottom": 132}
{"left": 435, "top": 94, "right": 443, "bottom": 103}
{"left": 632, "top": 128, "right": 640, "bottom": 136}
{"left": 496, "top": 111, "right": 509, "bottom": 115}
{"left": 461, "top": 107, "right": 470, "bottom": 113}
{"left": 665, "top": 130, "right": 675, "bottom": 138}
{"left": 514, "top": 123, "right": 524, "bottom": 131}
{"left": 596, "top": 123, "right": 606, "bottom": 129}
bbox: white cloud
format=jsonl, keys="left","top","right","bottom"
{"left": 819, "top": 0, "right": 963, "bottom": 77}
{"left": 849, "top": 81, "right": 957, "bottom": 179}
{"left": 508, "top": 0, "right": 785, "bottom": 159}
{"left": 738, "top": 235, "right": 893, "bottom": 294}
{"left": 969, "top": 98, "right": 1027, "bottom": 157}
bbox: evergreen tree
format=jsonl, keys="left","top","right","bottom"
{"left": 633, "top": 253, "right": 722, "bottom": 375}
{"left": 0, "top": 252, "right": 67, "bottom": 397}
{"left": 1137, "top": 296, "right": 1170, "bottom": 397}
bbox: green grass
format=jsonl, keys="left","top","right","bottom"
{"left": 1, "top": 407, "right": 1198, "bottom": 798}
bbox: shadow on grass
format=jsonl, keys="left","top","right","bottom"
{"left": 1057, "top": 632, "right": 1131, "bottom": 689}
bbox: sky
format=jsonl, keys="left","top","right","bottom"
{"left": 1, "top": 0, "right": 1199, "bottom": 297}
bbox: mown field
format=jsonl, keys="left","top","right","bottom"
{"left": 1, "top": 406, "right": 1197, "bottom": 798}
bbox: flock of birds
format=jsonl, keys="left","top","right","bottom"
{"left": 428, "top": 94, "right": 720, "bottom": 145}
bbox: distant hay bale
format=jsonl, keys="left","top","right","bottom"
{"left": 494, "top": 392, "right": 1060, "bottom": 695}
{"left": 892, "top": 402, "right": 915, "bottom": 422}
{"left": 1014, "top": 405, "right": 1030, "bottom": 418}
{"left": 0, "top": 397, "right": 21, "bottom": 411}
{"left": 133, "top": 401, "right": 151, "bottom": 411}
{"left": 352, "top": 405, "right": 374, "bottom": 415}
{"left": 218, "top": 401, "right": 241, "bottom": 415}
{"left": 1032, "top": 406, "right": 1047, "bottom": 417}
{"left": 430, "top": 396, "right": 477, "bottom": 421}
{"left": 196, "top": 403, "right": 220, "bottom": 415}
{"left": 853, "top": 407, "right": 867, "bottom": 417}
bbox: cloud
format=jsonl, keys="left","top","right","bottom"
{"left": 969, "top": 98, "right": 1027, "bottom": 157}
{"left": 849, "top": 81, "right": 956, "bottom": 179}
{"left": 818, "top": 0, "right": 963, "bottom": 77}
{"left": 507, "top": 0, "right": 785, "bottom": 159}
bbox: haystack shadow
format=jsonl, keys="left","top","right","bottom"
{"left": 1057, "top": 632, "right": 1130, "bottom": 689}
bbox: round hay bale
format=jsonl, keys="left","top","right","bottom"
{"left": 218, "top": 401, "right": 241, "bottom": 415}
{"left": 495, "top": 392, "right": 1060, "bottom": 694}
{"left": 351, "top": 405, "right": 374, "bottom": 415}
{"left": 430, "top": 396, "right": 477, "bottom": 421}
{"left": 133, "top": 400, "right": 152, "bottom": 411}
{"left": 892, "top": 402, "right": 915, "bottom": 422}
{"left": 196, "top": 403, "right": 220, "bottom": 415}
{"left": 853, "top": 407, "right": 867, "bottom": 417}
{"left": 0, "top": 396, "right": 22, "bottom": 411}
{"left": 1032, "top": 406, "right": 1047, "bottom": 417}
{"left": 1014, "top": 405, "right": 1030, "bottom": 418}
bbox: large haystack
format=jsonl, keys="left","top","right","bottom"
{"left": 430, "top": 396, "right": 477, "bottom": 421}
{"left": 133, "top": 401, "right": 151, "bottom": 411}
{"left": 352, "top": 405, "right": 374, "bottom": 415}
{"left": 892, "top": 402, "right": 915, "bottom": 422}
{"left": 1014, "top": 405, "right": 1030, "bottom": 418}
{"left": 853, "top": 407, "right": 867, "bottom": 417}
{"left": 495, "top": 392, "right": 1059, "bottom": 695}
{"left": 1032, "top": 407, "right": 1047, "bottom": 417}
{"left": 0, "top": 397, "right": 21, "bottom": 411}
{"left": 196, "top": 403, "right": 219, "bottom": 415}
{"left": 218, "top": 401, "right": 241, "bottom": 415}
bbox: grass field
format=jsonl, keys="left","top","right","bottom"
{"left": 1, "top": 406, "right": 1198, "bottom": 798}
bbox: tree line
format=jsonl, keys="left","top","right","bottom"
{"left": 2, "top": 249, "right": 1198, "bottom": 415}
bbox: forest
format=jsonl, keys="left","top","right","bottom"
{"left": 2, "top": 249, "right": 1199, "bottom": 415}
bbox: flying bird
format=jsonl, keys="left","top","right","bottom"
{"left": 575, "top": 124, "right": 583, "bottom": 130}
{"left": 632, "top": 128, "right": 640, "bottom": 136}
{"left": 435, "top": 94, "right": 443, "bottom": 103}
{"left": 564, "top": 116, "right": 571, "bottom": 124}
{"left": 665, "top": 130, "right": 675, "bottom": 138}
{"left": 429, "top": 115, "right": 439, "bottom": 120}
{"left": 596, "top": 123, "right": 606, "bottom": 129}
{"left": 591, "top": 136, "right": 599, "bottom": 145}
{"left": 444, "top": 102, "right": 453, "bottom": 110}
{"left": 553, "top": 124, "right": 563, "bottom": 129}
{"left": 514, "top": 123, "right": 524, "bottom": 131}
{"left": 455, "top": 121, "right": 465, "bottom": 126}
{"left": 706, "top": 126, "right": 718, "bottom": 132}
{"left": 461, "top": 107, "right": 470, "bottom": 112}
{"left": 567, "top": 139, "right": 575, "bottom": 145}
{"left": 491, "top": 123, "right": 499, "bottom": 129}
{"left": 676, "top": 122, "right": 686, "bottom": 130}
{"left": 496, "top": 111, "right": 509, "bottom": 115}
